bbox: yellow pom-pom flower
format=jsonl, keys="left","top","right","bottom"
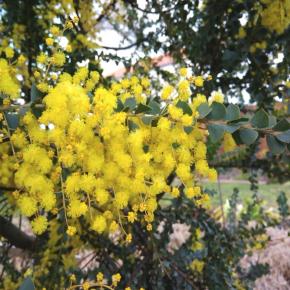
{"left": 190, "top": 259, "right": 204, "bottom": 273}
{"left": 66, "top": 226, "right": 77, "bottom": 236}
{"left": 194, "top": 76, "right": 204, "bottom": 87}
{"left": 92, "top": 215, "right": 107, "bottom": 233}
{"left": 18, "top": 196, "right": 38, "bottom": 217}
{"left": 179, "top": 67, "right": 188, "bottom": 77}
{"left": 45, "top": 37, "right": 54, "bottom": 46}
{"left": 161, "top": 85, "right": 174, "bottom": 100}
{"left": 31, "top": 216, "right": 48, "bottom": 235}
{"left": 51, "top": 52, "right": 66, "bottom": 67}
{"left": 4, "top": 47, "right": 14, "bottom": 59}
{"left": 50, "top": 25, "right": 60, "bottom": 36}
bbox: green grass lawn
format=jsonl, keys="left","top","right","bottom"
{"left": 202, "top": 181, "right": 290, "bottom": 208}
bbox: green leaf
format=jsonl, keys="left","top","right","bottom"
{"left": 148, "top": 100, "right": 161, "bottom": 115}
{"left": 172, "top": 142, "right": 180, "bottom": 149}
{"left": 127, "top": 120, "right": 139, "bottom": 132}
{"left": 229, "top": 117, "right": 249, "bottom": 124}
{"left": 222, "top": 49, "right": 239, "bottom": 62}
{"left": 143, "top": 144, "right": 149, "bottom": 153}
{"left": 207, "top": 102, "right": 226, "bottom": 120}
{"left": 176, "top": 100, "right": 192, "bottom": 116}
{"left": 277, "top": 192, "right": 289, "bottom": 218}
{"left": 31, "top": 107, "right": 44, "bottom": 118}
{"left": 87, "top": 91, "right": 93, "bottom": 101}
{"left": 276, "top": 129, "right": 290, "bottom": 143}
{"left": 19, "top": 106, "right": 30, "bottom": 116}
{"left": 135, "top": 103, "right": 151, "bottom": 114}
{"left": 268, "top": 115, "right": 277, "bottom": 128}
{"left": 197, "top": 103, "right": 211, "bottom": 119}
{"left": 30, "top": 83, "right": 41, "bottom": 102}
{"left": 223, "top": 124, "right": 240, "bottom": 133}
{"left": 266, "top": 135, "right": 285, "bottom": 154}
{"left": 141, "top": 115, "right": 155, "bottom": 125}
{"left": 124, "top": 97, "right": 137, "bottom": 111}
{"left": 251, "top": 109, "right": 269, "bottom": 128}
{"left": 273, "top": 119, "right": 290, "bottom": 131}
{"left": 4, "top": 112, "right": 19, "bottom": 130}
{"left": 19, "top": 277, "right": 35, "bottom": 290}
{"left": 115, "top": 99, "right": 124, "bottom": 112}
{"left": 239, "top": 128, "right": 258, "bottom": 145}
{"left": 283, "top": 153, "right": 290, "bottom": 165}
{"left": 208, "top": 124, "right": 225, "bottom": 142}
{"left": 184, "top": 126, "right": 193, "bottom": 134}
{"left": 226, "top": 104, "right": 240, "bottom": 121}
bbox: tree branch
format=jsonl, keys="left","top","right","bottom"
{"left": 99, "top": 40, "right": 143, "bottom": 51}
{"left": 0, "top": 216, "right": 36, "bottom": 251}
{"left": 126, "top": 0, "right": 180, "bottom": 14}
{"left": 0, "top": 186, "right": 16, "bottom": 191}
{"left": 96, "top": 0, "right": 117, "bottom": 23}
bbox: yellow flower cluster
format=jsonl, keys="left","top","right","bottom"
{"left": 190, "top": 259, "right": 205, "bottom": 273}
{"left": 7, "top": 67, "right": 218, "bottom": 238}
{"left": 209, "top": 90, "right": 224, "bottom": 105}
{"left": 190, "top": 225, "right": 205, "bottom": 274}
{"left": 260, "top": 0, "right": 290, "bottom": 34}
{"left": 237, "top": 27, "right": 246, "bottom": 39}
{"left": 0, "top": 58, "right": 20, "bottom": 99}
{"left": 31, "top": 215, "right": 48, "bottom": 235}
{"left": 252, "top": 233, "right": 269, "bottom": 250}
{"left": 0, "top": 143, "right": 15, "bottom": 185}
{"left": 249, "top": 41, "right": 267, "bottom": 54}
{"left": 33, "top": 19, "right": 91, "bottom": 93}
{"left": 68, "top": 271, "right": 146, "bottom": 290}
{"left": 161, "top": 85, "right": 174, "bottom": 100}
{"left": 191, "top": 228, "right": 204, "bottom": 252}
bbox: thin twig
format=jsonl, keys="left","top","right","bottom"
{"left": 3, "top": 113, "right": 15, "bottom": 155}
{"left": 217, "top": 173, "right": 226, "bottom": 227}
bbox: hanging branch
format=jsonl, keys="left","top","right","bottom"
{"left": 0, "top": 216, "right": 36, "bottom": 251}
